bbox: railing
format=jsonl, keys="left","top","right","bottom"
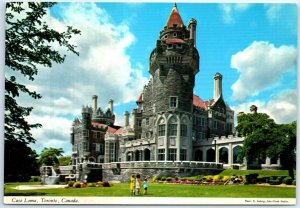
{"left": 102, "top": 161, "right": 223, "bottom": 169}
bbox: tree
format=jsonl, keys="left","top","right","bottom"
{"left": 5, "top": 2, "right": 80, "bottom": 144}
{"left": 58, "top": 156, "right": 71, "bottom": 166}
{"left": 38, "top": 147, "right": 64, "bottom": 166}
{"left": 4, "top": 140, "right": 39, "bottom": 182}
{"left": 237, "top": 112, "right": 296, "bottom": 179}
{"left": 5, "top": 2, "right": 80, "bottom": 181}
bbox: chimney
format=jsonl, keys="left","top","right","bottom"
{"left": 124, "top": 111, "right": 130, "bottom": 126}
{"left": 214, "top": 73, "right": 222, "bottom": 100}
{"left": 188, "top": 18, "right": 197, "bottom": 47}
{"left": 92, "top": 95, "right": 98, "bottom": 112}
{"left": 132, "top": 109, "right": 137, "bottom": 128}
{"left": 108, "top": 99, "right": 113, "bottom": 113}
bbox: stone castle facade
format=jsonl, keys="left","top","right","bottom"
{"left": 69, "top": 4, "right": 281, "bottom": 182}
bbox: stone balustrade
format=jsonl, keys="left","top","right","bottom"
{"left": 102, "top": 161, "right": 223, "bottom": 170}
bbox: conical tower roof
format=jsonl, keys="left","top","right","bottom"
{"left": 166, "top": 3, "right": 184, "bottom": 27}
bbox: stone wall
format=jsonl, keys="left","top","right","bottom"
{"left": 102, "top": 161, "right": 223, "bottom": 182}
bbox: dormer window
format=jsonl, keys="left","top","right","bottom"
{"left": 164, "top": 34, "right": 168, "bottom": 39}
{"left": 173, "top": 32, "right": 177, "bottom": 37}
{"left": 173, "top": 24, "right": 177, "bottom": 28}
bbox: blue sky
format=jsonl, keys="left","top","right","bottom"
{"left": 8, "top": 2, "right": 297, "bottom": 155}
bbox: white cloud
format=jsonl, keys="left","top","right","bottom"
{"left": 265, "top": 4, "right": 282, "bottom": 24}
{"left": 231, "top": 41, "right": 297, "bottom": 101}
{"left": 219, "top": 4, "right": 250, "bottom": 24}
{"left": 11, "top": 3, "right": 149, "bottom": 153}
{"left": 231, "top": 89, "right": 297, "bottom": 125}
{"left": 27, "top": 114, "right": 73, "bottom": 154}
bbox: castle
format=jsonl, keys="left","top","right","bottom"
{"left": 68, "top": 4, "right": 281, "bottom": 182}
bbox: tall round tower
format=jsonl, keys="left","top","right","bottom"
{"left": 145, "top": 4, "right": 200, "bottom": 161}
{"left": 149, "top": 3, "right": 199, "bottom": 114}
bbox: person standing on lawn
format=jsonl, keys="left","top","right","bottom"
{"left": 135, "top": 174, "right": 141, "bottom": 195}
{"left": 130, "top": 174, "right": 136, "bottom": 196}
{"left": 143, "top": 176, "right": 148, "bottom": 195}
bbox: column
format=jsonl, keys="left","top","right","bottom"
{"left": 228, "top": 143, "right": 233, "bottom": 165}
{"left": 202, "top": 147, "right": 206, "bottom": 161}
{"left": 165, "top": 123, "right": 168, "bottom": 161}
{"left": 266, "top": 157, "right": 271, "bottom": 166}
{"left": 176, "top": 118, "right": 181, "bottom": 161}
{"left": 215, "top": 142, "right": 219, "bottom": 163}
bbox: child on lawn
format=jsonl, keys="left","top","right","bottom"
{"left": 143, "top": 176, "right": 148, "bottom": 195}
{"left": 135, "top": 174, "right": 141, "bottom": 195}
{"left": 129, "top": 174, "right": 136, "bottom": 196}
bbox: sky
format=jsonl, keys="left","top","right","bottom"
{"left": 5, "top": 1, "right": 298, "bottom": 156}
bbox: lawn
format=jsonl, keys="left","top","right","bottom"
{"left": 4, "top": 182, "right": 296, "bottom": 198}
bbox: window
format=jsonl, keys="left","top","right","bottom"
{"left": 168, "top": 124, "right": 177, "bottom": 136}
{"left": 82, "top": 130, "right": 89, "bottom": 137}
{"left": 169, "top": 96, "right": 178, "bottom": 108}
{"left": 83, "top": 142, "right": 89, "bottom": 151}
{"left": 180, "top": 124, "right": 187, "bottom": 136}
{"left": 168, "top": 148, "right": 177, "bottom": 161}
{"left": 158, "top": 149, "right": 165, "bottom": 161}
{"left": 109, "top": 142, "right": 116, "bottom": 162}
{"left": 173, "top": 32, "right": 177, "bottom": 37}
{"left": 167, "top": 44, "right": 173, "bottom": 49}
{"left": 93, "top": 143, "right": 97, "bottom": 151}
{"left": 158, "top": 124, "right": 166, "bottom": 136}
{"left": 180, "top": 149, "right": 187, "bottom": 161}
{"left": 177, "top": 44, "right": 182, "bottom": 49}
{"left": 136, "top": 118, "right": 142, "bottom": 127}
{"left": 164, "top": 34, "right": 168, "bottom": 39}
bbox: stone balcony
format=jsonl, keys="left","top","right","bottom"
{"left": 102, "top": 161, "right": 223, "bottom": 170}
{"left": 120, "top": 138, "right": 156, "bottom": 148}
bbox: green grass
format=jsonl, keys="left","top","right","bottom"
{"left": 4, "top": 182, "right": 295, "bottom": 198}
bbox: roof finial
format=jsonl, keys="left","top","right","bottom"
{"left": 174, "top": 3, "right": 177, "bottom": 8}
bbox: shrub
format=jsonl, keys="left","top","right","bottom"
{"left": 257, "top": 177, "right": 270, "bottom": 183}
{"left": 222, "top": 176, "right": 229, "bottom": 182}
{"left": 161, "top": 176, "right": 167, "bottom": 181}
{"left": 292, "top": 180, "right": 296, "bottom": 186}
{"left": 195, "top": 175, "right": 203, "bottom": 181}
{"left": 102, "top": 181, "right": 110, "bottom": 187}
{"left": 73, "top": 182, "right": 81, "bottom": 188}
{"left": 245, "top": 173, "right": 258, "bottom": 184}
{"left": 29, "top": 176, "right": 41, "bottom": 182}
{"left": 155, "top": 176, "right": 162, "bottom": 181}
{"left": 283, "top": 177, "right": 293, "bottom": 185}
{"left": 174, "top": 176, "right": 179, "bottom": 181}
{"left": 269, "top": 179, "right": 281, "bottom": 185}
{"left": 204, "top": 175, "right": 213, "bottom": 182}
{"left": 87, "top": 183, "right": 96, "bottom": 187}
{"left": 68, "top": 181, "right": 75, "bottom": 187}
{"left": 213, "top": 175, "right": 219, "bottom": 182}
{"left": 166, "top": 177, "right": 172, "bottom": 182}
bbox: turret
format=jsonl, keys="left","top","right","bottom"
{"left": 188, "top": 18, "right": 197, "bottom": 46}
{"left": 124, "top": 111, "right": 130, "bottom": 127}
{"left": 92, "top": 95, "right": 98, "bottom": 113}
{"left": 108, "top": 99, "right": 114, "bottom": 113}
{"left": 214, "top": 73, "right": 223, "bottom": 100}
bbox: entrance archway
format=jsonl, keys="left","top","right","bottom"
{"left": 219, "top": 147, "right": 228, "bottom": 164}
{"left": 206, "top": 148, "right": 215, "bottom": 162}
{"left": 195, "top": 149, "right": 203, "bottom": 161}
{"left": 144, "top": 148, "right": 151, "bottom": 161}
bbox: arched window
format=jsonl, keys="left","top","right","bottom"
{"left": 233, "top": 146, "right": 242, "bottom": 163}
{"left": 157, "top": 118, "right": 166, "bottom": 136}
{"left": 168, "top": 116, "right": 177, "bottom": 136}
{"left": 195, "top": 149, "right": 203, "bottom": 161}
{"left": 206, "top": 148, "right": 215, "bottom": 162}
{"left": 219, "top": 147, "right": 228, "bottom": 164}
{"left": 144, "top": 148, "right": 151, "bottom": 161}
